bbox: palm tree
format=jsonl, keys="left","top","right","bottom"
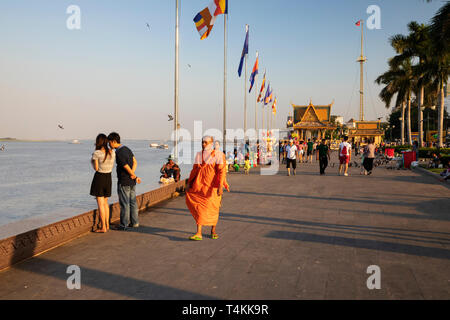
{"left": 376, "top": 59, "right": 416, "bottom": 145}
{"left": 428, "top": 2, "right": 449, "bottom": 147}
{"left": 390, "top": 22, "right": 431, "bottom": 147}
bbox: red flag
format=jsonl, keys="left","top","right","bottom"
{"left": 355, "top": 20, "right": 361, "bottom": 26}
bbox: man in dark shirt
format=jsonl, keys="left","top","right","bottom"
{"left": 108, "top": 132, "right": 141, "bottom": 230}
{"left": 307, "top": 139, "right": 314, "bottom": 163}
{"left": 316, "top": 139, "right": 330, "bottom": 175}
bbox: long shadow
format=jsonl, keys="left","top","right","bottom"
{"left": 4, "top": 225, "right": 215, "bottom": 299}
{"left": 228, "top": 190, "right": 450, "bottom": 221}
{"left": 229, "top": 190, "right": 407, "bottom": 207}
{"left": 122, "top": 225, "right": 190, "bottom": 242}
{"left": 265, "top": 230, "right": 450, "bottom": 260}
{"left": 5, "top": 257, "right": 216, "bottom": 299}
{"left": 156, "top": 207, "right": 450, "bottom": 241}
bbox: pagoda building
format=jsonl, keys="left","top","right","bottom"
{"left": 291, "top": 100, "right": 337, "bottom": 141}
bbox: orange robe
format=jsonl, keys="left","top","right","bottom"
{"left": 185, "top": 150, "right": 229, "bottom": 226}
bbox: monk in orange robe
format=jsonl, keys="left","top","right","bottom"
{"left": 186, "top": 136, "right": 229, "bottom": 240}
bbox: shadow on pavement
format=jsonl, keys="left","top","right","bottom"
{"left": 265, "top": 230, "right": 450, "bottom": 260}
{"left": 8, "top": 256, "right": 217, "bottom": 299}
{"left": 228, "top": 190, "right": 450, "bottom": 222}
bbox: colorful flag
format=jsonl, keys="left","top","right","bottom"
{"left": 194, "top": 0, "right": 228, "bottom": 40}
{"left": 272, "top": 96, "right": 277, "bottom": 115}
{"left": 249, "top": 52, "right": 259, "bottom": 93}
{"left": 238, "top": 25, "right": 249, "bottom": 77}
{"left": 355, "top": 20, "right": 361, "bottom": 26}
{"left": 264, "top": 83, "right": 272, "bottom": 105}
{"left": 257, "top": 71, "right": 266, "bottom": 102}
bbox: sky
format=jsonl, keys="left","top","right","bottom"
{"left": 0, "top": 0, "right": 446, "bottom": 140}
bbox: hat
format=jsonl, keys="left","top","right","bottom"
{"left": 168, "top": 155, "right": 174, "bottom": 161}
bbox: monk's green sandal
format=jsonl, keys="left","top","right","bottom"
{"left": 189, "top": 235, "right": 203, "bottom": 241}
{"left": 211, "top": 234, "right": 219, "bottom": 240}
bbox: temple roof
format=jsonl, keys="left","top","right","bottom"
{"left": 291, "top": 100, "right": 336, "bottom": 129}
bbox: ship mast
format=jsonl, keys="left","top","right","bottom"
{"left": 357, "top": 20, "right": 367, "bottom": 121}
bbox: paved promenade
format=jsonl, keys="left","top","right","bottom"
{"left": 0, "top": 154, "right": 449, "bottom": 299}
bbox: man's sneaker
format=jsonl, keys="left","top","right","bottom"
{"left": 130, "top": 224, "right": 140, "bottom": 228}
{"left": 344, "top": 173, "right": 348, "bottom": 176}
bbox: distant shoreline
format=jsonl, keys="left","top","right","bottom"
{"left": 0, "top": 139, "right": 62, "bottom": 143}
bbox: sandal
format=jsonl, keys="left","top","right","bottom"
{"left": 211, "top": 233, "right": 219, "bottom": 240}
{"left": 189, "top": 235, "right": 203, "bottom": 241}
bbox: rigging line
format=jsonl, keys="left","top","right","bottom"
{"left": 365, "top": 65, "right": 379, "bottom": 121}
{"left": 362, "top": 32, "right": 380, "bottom": 120}
{"left": 344, "top": 31, "right": 363, "bottom": 122}
{"left": 344, "top": 64, "right": 360, "bottom": 122}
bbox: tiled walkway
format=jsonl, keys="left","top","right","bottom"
{"left": 0, "top": 155, "right": 449, "bottom": 299}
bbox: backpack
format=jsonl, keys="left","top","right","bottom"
{"left": 340, "top": 143, "right": 348, "bottom": 157}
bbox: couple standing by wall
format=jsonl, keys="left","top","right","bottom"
{"left": 90, "top": 132, "right": 141, "bottom": 233}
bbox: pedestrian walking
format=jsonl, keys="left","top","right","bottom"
{"left": 338, "top": 136, "right": 352, "bottom": 176}
{"left": 307, "top": 139, "right": 314, "bottom": 163}
{"left": 363, "top": 138, "right": 376, "bottom": 175}
{"left": 284, "top": 139, "right": 298, "bottom": 176}
{"left": 317, "top": 139, "right": 330, "bottom": 175}
{"left": 186, "top": 136, "right": 229, "bottom": 241}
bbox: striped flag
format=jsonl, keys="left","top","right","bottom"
{"left": 238, "top": 25, "right": 249, "bottom": 77}
{"left": 194, "top": 0, "right": 228, "bottom": 40}
{"left": 355, "top": 20, "right": 361, "bottom": 26}
{"left": 257, "top": 71, "right": 266, "bottom": 102}
{"left": 249, "top": 52, "right": 259, "bottom": 93}
{"left": 264, "top": 83, "right": 272, "bottom": 105}
{"left": 272, "top": 96, "right": 277, "bottom": 115}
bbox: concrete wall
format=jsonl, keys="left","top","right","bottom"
{"left": 0, "top": 180, "right": 187, "bottom": 271}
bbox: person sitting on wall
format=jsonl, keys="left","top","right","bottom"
{"left": 428, "top": 153, "right": 440, "bottom": 169}
{"left": 160, "top": 155, "right": 180, "bottom": 182}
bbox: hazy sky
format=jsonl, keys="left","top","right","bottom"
{"left": 0, "top": 0, "right": 445, "bottom": 140}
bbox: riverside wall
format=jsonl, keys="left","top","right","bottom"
{"left": 0, "top": 180, "right": 187, "bottom": 271}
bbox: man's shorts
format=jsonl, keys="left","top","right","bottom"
{"left": 307, "top": 150, "right": 312, "bottom": 156}
{"left": 339, "top": 155, "right": 349, "bottom": 164}
{"left": 286, "top": 158, "right": 297, "bottom": 169}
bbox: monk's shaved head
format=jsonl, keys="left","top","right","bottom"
{"left": 202, "top": 136, "right": 214, "bottom": 143}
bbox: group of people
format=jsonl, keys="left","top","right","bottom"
{"left": 282, "top": 138, "right": 331, "bottom": 176}
{"left": 280, "top": 136, "right": 377, "bottom": 177}
{"left": 90, "top": 133, "right": 230, "bottom": 241}
{"left": 280, "top": 138, "right": 318, "bottom": 165}
{"left": 90, "top": 132, "right": 141, "bottom": 233}
{"left": 226, "top": 142, "right": 259, "bottom": 174}
{"left": 339, "top": 136, "right": 377, "bottom": 176}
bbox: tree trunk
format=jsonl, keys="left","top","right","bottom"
{"left": 438, "top": 82, "right": 445, "bottom": 148}
{"left": 407, "top": 94, "right": 412, "bottom": 145}
{"left": 401, "top": 101, "right": 405, "bottom": 145}
{"left": 418, "top": 85, "right": 424, "bottom": 147}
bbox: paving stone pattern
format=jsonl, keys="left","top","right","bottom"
{"left": 0, "top": 154, "right": 449, "bottom": 299}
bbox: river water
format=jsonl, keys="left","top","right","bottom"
{"left": 0, "top": 140, "right": 201, "bottom": 227}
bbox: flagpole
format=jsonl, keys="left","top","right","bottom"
{"left": 255, "top": 77, "right": 258, "bottom": 133}
{"left": 174, "top": 0, "right": 179, "bottom": 162}
{"left": 223, "top": 13, "right": 228, "bottom": 153}
{"left": 357, "top": 20, "right": 366, "bottom": 121}
{"left": 254, "top": 52, "right": 258, "bottom": 135}
{"left": 244, "top": 24, "right": 248, "bottom": 138}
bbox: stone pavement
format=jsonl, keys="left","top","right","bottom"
{"left": 0, "top": 153, "right": 449, "bottom": 299}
